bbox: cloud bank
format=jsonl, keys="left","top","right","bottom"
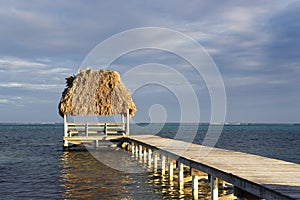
{"left": 0, "top": 1, "right": 299, "bottom": 123}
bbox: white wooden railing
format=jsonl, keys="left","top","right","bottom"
{"left": 65, "top": 122, "right": 126, "bottom": 137}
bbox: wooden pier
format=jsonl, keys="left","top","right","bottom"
{"left": 122, "top": 135, "right": 300, "bottom": 200}
{"left": 58, "top": 69, "right": 300, "bottom": 199}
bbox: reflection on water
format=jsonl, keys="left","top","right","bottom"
{"left": 60, "top": 147, "right": 234, "bottom": 199}
{"left": 60, "top": 148, "right": 161, "bottom": 199}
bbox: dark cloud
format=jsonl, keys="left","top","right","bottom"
{"left": 264, "top": 2, "right": 300, "bottom": 65}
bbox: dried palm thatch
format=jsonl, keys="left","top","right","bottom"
{"left": 58, "top": 69, "right": 136, "bottom": 118}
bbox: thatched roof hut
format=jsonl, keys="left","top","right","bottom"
{"left": 58, "top": 69, "right": 136, "bottom": 118}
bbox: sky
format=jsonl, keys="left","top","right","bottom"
{"left": 0, "top": 0, "right": 299, "bottom": 123}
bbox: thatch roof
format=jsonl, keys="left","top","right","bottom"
{"left": 58, "top": 69, "right": 136, "bottom": 118}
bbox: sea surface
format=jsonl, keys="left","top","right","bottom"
{"left": 0, "top": 123, "right": 299, "bottom": 199}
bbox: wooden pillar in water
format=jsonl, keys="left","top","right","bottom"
{"left": 168, "top": 160, "right": 174, "bottom": 182}
{"left": 135, "top": 144, "right": 139, "bottom": 157}
{"left": 178, "top": 162, "right": 184, "bottom": 190}
{"left": 161, "top": 155, "right": 166, "bottom": 175}
{"left": 210, "top": 175, "right": 218, "bottom": 200}
{"left": 131, "top": 142, "right": 135, "bottom": 154}
{"left": 148, "top": 149, "right": 152, "bottom": 167}
{"left": 143, "top": 147, "right": 147, "bottom": 163}
{"left": 153, "top": 153, "right": 158, "bottom": 173}
{"left": 63, "top": 114, "right": 69, "bottom": 147}
{"left": 126, "top": 109, "right": 130, "bottom": 136}
{"left": 138, "top": 145, "right": 142, "bottom": 156}
{"left": 192, "top": 175, "right": 199, "bottom": 199}
{"left": 191, "top": 168, "right": 201, "bottom": 199}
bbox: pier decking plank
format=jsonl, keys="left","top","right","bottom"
{"left": 126, "top": 135, "right": 300, "bottom": 200}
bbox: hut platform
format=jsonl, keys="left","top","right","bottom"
{"left": 122, "top": 135, "right": 300, "bottom": 200}
{"left": 63, "top": 121, "right": 127, "bottom": 147}
{"left": 64, "top": 135, "right": 123, "bottom": 144}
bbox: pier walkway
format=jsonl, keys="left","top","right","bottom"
{"left": 123, "top": 135, "right": 300, "bottom": 200}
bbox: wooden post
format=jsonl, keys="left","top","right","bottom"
{"left": 126, "top": 109, "right": 130, "bottom": 136}
{"left": 178, "top": 162, "right": 184, "bottom": 190}
{"left": 64, "top": 114, "right": 68, "bottom": 137}
{"left": 153, "top": 153, "right": 158, "bottom": 173}
{"left": 63, "top": 114, "right": 69, "bottom": 147}
{"left": 104, "top": 123, "right": 107, "bottom": 136}
{"left": 143, "top": 147, "right": 147, "bottom": 163}
{"left": 139, "top": 145, "right": 143, "bottom": 157}
{"left": 210, "top": 175, "right": 218, "bottom": 200}
{"left": 121, "top": 114, "right": 125, "bottom": 131}
{"left": 192, "top": 175, "right": 199, "bottom": 199}
{"left": 135, "top": 144, "right": 139, "bottom": 157}
{"left": 85, "top": 123, "right": 89, "bottom": 136}
{"left": 95, "top": 140, "right": 99, "bottom": 147}
{"left": 148, "top": 149, "right": 152, "bottom": 167}
{"left": 161, "top": 155, "right": 166, "bottom": 175}
{"left": 168, "top": 160, "right": 174, "bottom": 182}
{"left": 131, "top": 142, "right": 135, "bottom": 154}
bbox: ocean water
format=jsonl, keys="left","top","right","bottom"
{"left": 0, "top": 123, "right": 299, "bottom": 199}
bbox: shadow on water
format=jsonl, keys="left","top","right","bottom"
{"left": 59, "top": 147, "right": 162, "bottom": 199}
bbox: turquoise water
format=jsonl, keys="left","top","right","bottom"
{"left": 0, "top": 123, "right": 299, "bottom": 199}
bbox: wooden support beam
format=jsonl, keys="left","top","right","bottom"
{"left": 178, "top": 162, "right": 184, "bottom": 190}
{"left": 126, "top": 109, "right": 130, "bottom": 136}
{"left": 85, "top": 123, "right": 89, "bottom": 136}
{"left": 131, "top": 142, "right": 135, "bottom": 154}
{"left": 135, "top": 144, "right": 138, "bottom": 157}
{"left": 63, "top": 114, "right": 69, "bottom": 147}
{"left": 153, "top": 153, "right": 158, "bottom": 173}
{"left": 168, "top": 160, "right": 174, "bottom": 182}
{"left": 192, "top": 175, "right": 199, "bottom": 200}
{"left": 104, "top": 123, "right": 107, "bottom": 136}
{"left": 210, "top": 175, "right": 218, "bottom": 200}
{"left": 121, "top": 114, "right": 125, "bottom": 131}
{"left": 139, "top": 145, "right": 143, "bottom": 157}
{"left": 148, "top": 149, "right": 152, "bottom": 167}
{"left": 143, "top": 147, "right": 147, "bottom": 163}
{"left": 161, "top": 155, "right": 166, "bottom": 175}
{"left": 64, "top": 114, "right": 68, "bottom": 137}
{"left": 64, "top": 140, "right": 69, "bottom": 147}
